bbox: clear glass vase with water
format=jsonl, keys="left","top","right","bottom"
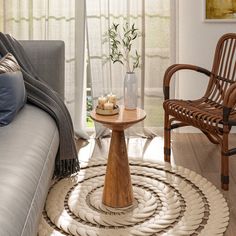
{"left": 124, "top": 72, "right": 138, "bottom": 110}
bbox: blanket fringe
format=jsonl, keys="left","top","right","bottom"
{"left": 54, "top": 158, "right": 80, "bottom": 178}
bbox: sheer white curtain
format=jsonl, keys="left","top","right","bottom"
{"left": 86, "top": 0, "right": 171, "bottom": 136}
{"left": 0, "top": 0, "right": 89, "bottom": 139}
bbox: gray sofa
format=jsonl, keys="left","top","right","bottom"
{"left": 0, "top": 40, "right": 65, "bottom": 236}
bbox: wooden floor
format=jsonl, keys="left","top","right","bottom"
{"left": 76, "top": 133, "right": 236, "bottom": 235}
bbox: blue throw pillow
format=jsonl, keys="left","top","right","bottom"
{"left": 0, "top": 53, "right": 26, "bottom": 126}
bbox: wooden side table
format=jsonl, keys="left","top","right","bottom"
{"left": 90, "top": 106, "right": 146, "bottom": 208}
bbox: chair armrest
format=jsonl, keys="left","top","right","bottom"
{"left": 163, "top": 64, "right": 211, "bottom": 99}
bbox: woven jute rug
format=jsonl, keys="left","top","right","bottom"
{"left": 38, "top": 159, "right": 229, "bottom": 236}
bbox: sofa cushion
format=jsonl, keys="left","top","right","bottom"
{"left": 0, "top": 53, "right": 26, "bottom": 126}
{"left": 0, "top": 104, "right": 59, "bottom": 236}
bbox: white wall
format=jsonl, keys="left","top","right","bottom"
{"left": 176, "top": 0, "right": 236, "bottom": 132}
{"left": 177, "top": 0, "right": 236, "bottom": 99}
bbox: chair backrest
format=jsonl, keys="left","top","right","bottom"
{"left": 205, "top": 33, "right": 236, "bottom": 104}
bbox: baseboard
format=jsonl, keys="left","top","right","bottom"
{"left": 176, "top": 126, "right": 236, "bottom": 133}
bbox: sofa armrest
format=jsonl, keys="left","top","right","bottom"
{"left": 19, "top": 40, "right": 65, "bottom": 99}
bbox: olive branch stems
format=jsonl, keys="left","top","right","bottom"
{"left": 105, "top": 22, "right": 141, "bottom": 72}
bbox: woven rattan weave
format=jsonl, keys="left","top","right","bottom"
{"left": 163, "top": 33, "right": 236, "bottom": 191}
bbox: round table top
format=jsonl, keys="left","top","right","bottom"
{"left": 90, "top": 106, "right": 146, "bottom": 130}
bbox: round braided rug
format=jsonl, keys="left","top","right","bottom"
{"left": 38, "top": 159, "right": 229, "bottom": 236}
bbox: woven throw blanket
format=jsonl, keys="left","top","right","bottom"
{"left": 0, "top": 32, "right": 79, "bottom": 177}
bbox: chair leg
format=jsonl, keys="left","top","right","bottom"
{"left": 221, "top": 131, "right": 229, "bottom": 190}
{"left": 164, "top": 112, "right": 171, "bottom": 162}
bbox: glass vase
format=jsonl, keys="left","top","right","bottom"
{"left": 124, "top": 72, "right": 138, "bottom": 110}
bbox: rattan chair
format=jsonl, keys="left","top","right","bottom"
{"left": 163, "top": 33, "right": 236, "bottom": 190}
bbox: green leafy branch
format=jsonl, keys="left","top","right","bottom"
{"left": 106, "top": 22, "right": 141, "bottom": 72}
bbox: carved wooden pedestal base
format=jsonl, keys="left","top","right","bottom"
{"left": 102, "top": 130, "right": 133, "bottom": 208}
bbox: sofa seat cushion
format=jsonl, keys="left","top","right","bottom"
{"left": 0, "top": 104, "right": 59, "bottom": 236}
